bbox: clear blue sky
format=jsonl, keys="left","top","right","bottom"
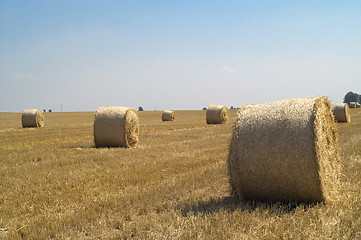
{"left": 1, "top": 0, "right": 360, "bottom": 112}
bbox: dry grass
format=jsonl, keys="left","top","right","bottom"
{"left": 0, "top": 109, "right": 360, "bottom": 239}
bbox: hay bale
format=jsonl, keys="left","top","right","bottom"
{"left": 356, "top": 103, "right": 361, "bottom": 108}
{"left": 227, "top": 97, "right": 340, "bottom": 202}
{"left": 93, "top": 106, "right": 139, "bottom": 148}
{"left": 22, "top": 109, "right": 45, "bottom": 128}
{"left": 162, "top": 110, "right": 175, "bottom": 121}
{"left": 206, "top": 105, "right": 228, "bottom": 124}
{"left": 332, "top": 103, "right": 350, "bottom": 123}
{"left": 349, "top": 102, "right": 356, "bottom": 108}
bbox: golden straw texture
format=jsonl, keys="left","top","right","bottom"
{"left": 162, "top": 110, "right": 175, "bottom": 121}
{"left": 349, "top": 102, "right": 356, "bottom": 108}
{"left": 93, "top": 106, "right": 139, "bottom": 148}
{"left": 206, "top": 105, "right": 228, "bottom": 124}
{"left": 227, "top": 97, "right": 340, "bottom": 202}
{"left": 22, "top": 109, "right": 45, "bottom": 128}
{"left": 332, "top": 104, "right": 350, "bottom": 123}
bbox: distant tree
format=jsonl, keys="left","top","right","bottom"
{"left": 343, "top": 91, "right": 361, "bottom": 104}
{"left": 43, "top": 109, "right": 46, "bottom": 112}
{"left": 49, "top": 109, "right": 52, "bottom": 112}
{"left": 202, "top": 107, "right": 207, "bottom": 110}
{"left": 138, "top": 106, "right": 144, "bottom": 111}
{"left": 230, "top": 106, "right": 234, "bottom": 110}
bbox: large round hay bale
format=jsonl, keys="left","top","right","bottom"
{"left": 349, "top": 102, "right": 356, "bottom": 108}
{"left": 332, "top": 103, "right": 350, "bottom": 123}
{"left": 94, "top": 106, "right": 139, "bottom": 148}
{"left": 162, "top": 110, "right": 175, "bottom": 121}
{"left": 356, "top": 103, "right": 360, "bottom": 108}
{"left": 227, "top": 97, "right": 340, "bottom": 202}
{"left": 206, "top": 105, "right": 228, "bottom": 124}
{"left": 22, "top": 109, "right": 45, "bottom": 128}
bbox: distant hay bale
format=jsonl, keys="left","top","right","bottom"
{"left": 93, "top": 106, "right": 139, "bottom": 148}
{"left": 349, "top": 102, "right": 356, "bottom": 108}
{"left": 22, "top": 109, "right": 45, "bottom": 128}
{"left": 332, "top": 104, "right": 350, "bottom": 123}
{"left": 227, "top": 97, "right": 340, "bottom": 202}
{"left": 356, "top": 103, "right": 361, "bottom": 108}
{"left": 206, "top": 105, "right": 228, "bottom": 124}
{"left": 162, "top": 110, "right": 175, "bottom": 121}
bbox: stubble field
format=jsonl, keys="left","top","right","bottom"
{"left": 0, "top": 109, "right": 360, "bottom": 239}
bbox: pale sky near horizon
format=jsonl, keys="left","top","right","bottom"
{"left": 1, "top": 0, "right": 360, "bottom": 112}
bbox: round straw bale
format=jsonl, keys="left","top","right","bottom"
{"left": 356, "top": 103, "right": 360, "bottom": 108}
{"left": 332, "top": 103, "right": 350, "bottom": 123}
{"left": 22, "top": 109, "right": 45, "bottom": 128}
{"left": 94, "top": 106, "right": 139, "bottom": 148}
{"left": 227, "top": 97, "right": 340, "bottom": 202}
{"left": 349, "top": 102, "right": 356, "bottom": 108}
{"left": 162, "top": 110, "right": 175, "bottom": 121}
{"left": 206, "top": 105, "right": 228, "bottom": 124}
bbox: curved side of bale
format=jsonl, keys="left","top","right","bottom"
{"left": 162, "top": 110, "right": 175, "bottom": 121}
{"left": 356, "top": 103, "right": 361, "bottom": 108}
{"left": 206, "top": 105, "right": 228, "bottom": 124}
{"left": 227, "top": 97, "right": 340, "bottom": 202}
{"left": 332, "top": 103, "right": 350, "bottom": 123}
{"left": 93, "top": 106, "right": 139, "bottom": 148}
{"left": 349, "top": 102, "right": 356, "bottom": 108}
{"left": 22, "top": 109, "right": 45, "bottom": 128}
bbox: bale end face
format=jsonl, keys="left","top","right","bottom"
{"left": 227, "top": 97, "right": 340, "bottom": 202}
{"left": 124, "top": 108, "right": 139, "bottom": 147}
{"left": 94, "top": 106, "right": 139, "bottom": 148}
{"left": 313, "top": 97, "right": 341, "bottom": 202}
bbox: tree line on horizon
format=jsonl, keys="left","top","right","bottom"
{"left": 137, "top": 92, "right": 361, "bottom": 112}
{"left": 343, "top": 91, "right": 361, "bottom": 104}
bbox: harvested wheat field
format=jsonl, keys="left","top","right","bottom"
{"left": 1, "top": 109, "right": 361, "bottom": 239}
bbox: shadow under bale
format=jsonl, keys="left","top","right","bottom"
{"left": 180, "top": 196, "right": 318, "bottom": 217}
